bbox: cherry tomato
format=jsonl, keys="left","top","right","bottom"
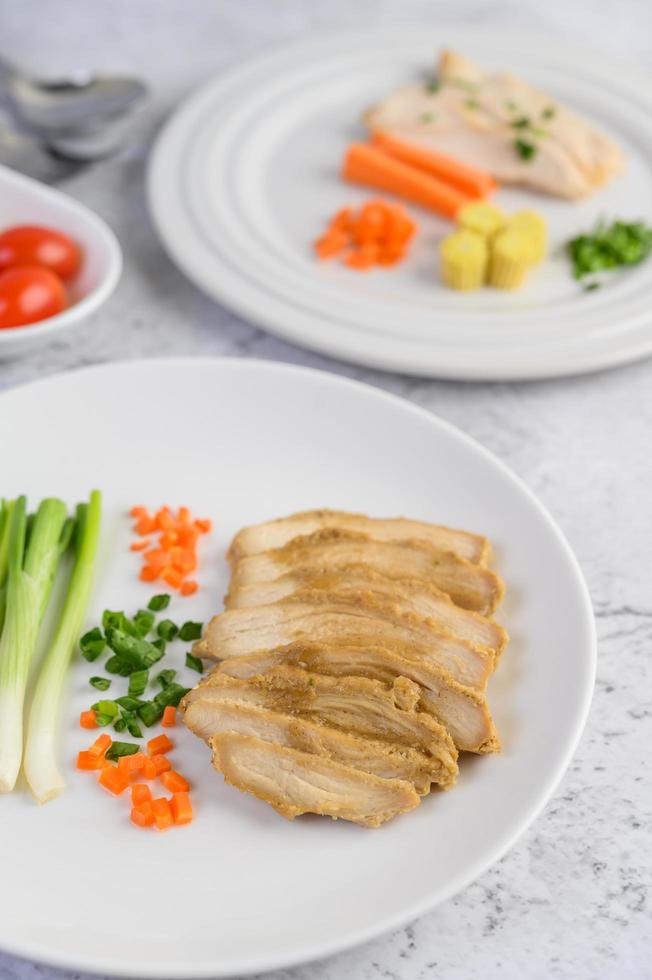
{"left": 0, "top": 266, "right": 67, "bottom": 329}
{"left": 0, "top": 225, "right": 81, "bottom": 280}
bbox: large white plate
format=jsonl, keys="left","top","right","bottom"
{"left": 148, "top": 26, "right": 652, "bottom": 380}
{"left": 0, "top": 358, "right": 594, "bottom": 977}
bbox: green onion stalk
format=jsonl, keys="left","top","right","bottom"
{"left": 0, "top": 497, "right": 70, "bottom": 792}
{"left": 0, "top": 498, "right": 15, "bottom": 636}
{"left": 25, "top": 491, "right": 101, "bottom": 803}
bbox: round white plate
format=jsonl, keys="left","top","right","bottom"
{"left": 0, "top": 358, "right": 595, "bottom": 977}
{"left": 148, "top": 26, "right": 652, "bottom": 380}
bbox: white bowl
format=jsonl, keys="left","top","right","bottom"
{"left": 0, "top": 164, "right": 122, "bottom": 357}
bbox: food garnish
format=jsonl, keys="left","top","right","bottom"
{"left": 130, "top": 505, "right": 211, "bottom": 594}
{"left": 314, "top": 199, "right": 416, "bottom": 269}
{"left": 371, "top": 131, "right": 496, "bottom": 199}
{"left": 566, "top": 219, "right": 652, "bottom": 279}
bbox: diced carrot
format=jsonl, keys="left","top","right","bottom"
{"left": 354, "top": 201, "right": 387, "bottom": 245}
{"left": 77, "top": 750, "right": 103, "bottom": 771}
{"left": 328, "top": 207, "right": 355, "bottom": 233}
{"left": 147, "top": 733, "right": 174, "bottom": 756}
{"left": 161, "top": 770, "right": 190, "bottom": 793}
{"left": 194, "top": 518, "right": 212, "bottom": 534}
{"left": 118, "top": 751, "right": 147, "bottom": 775}
{"left": 151, "top": 754, "right": 172, "bottom": 775}
{"left": 80, "top": 710, "right": 97, "bottom": 729}
{"left": 343, "top": 143, "right": 470, "bottom": 219}
{"left": 170, "top": 791, "right": 193, "bottom": 826}
{"left": 135, "top": 516, "right": 156, "bottom": 536}
{"left": 151, "top": 797, "right": 174, "bottom": 830}
{"left": 139, "top": 565, "right": 159, "bottom": 582}
{"left": 130, "top": 538, "right": 151, "bottom": 551}
{"left": 159, "top": 531, "right": 179, "bottom": 549}
{"left": 155, "top": 507, "right": 175, "bottom": 531}
{"left": 314, "top": 229, "right": 348, "bottom": 259}
{"left": 130, "top": 506, "right": 148, "bottom": 519}
{"left": 177, "top": 525, "right": 199, "bottom": 547}
{"left": 143, "top": 548, "right": 170, "bottom": 573}
{"left": 177, "top": 506, "right": 191, "bottom": 523}
{"left": 344, "top": 244, "right": 379, "bottom": 269}
{"left": 162, "top": 706, "right": 177, "bottom": 727}
{"left": 89, "top": 733, "right": 112, "bottom": 757}
{"left": 377, "top": 246, "right": 407, "bottom": 266}
{"left": 98, "top": 764, "right": 129, "bottom": 795}
{"left": 142, "top": 757, "right": 157, "bottom": 780}
{"left": 180, "top": 580, "right": 198, "bottom": 597}
{"left": 372, "top": 131, "right": 496, "bottom": 199}
{"left": 172, "top": 549, "right": 196, "bottom": 574}
{"left": 131, "top": 802, "right": 154, "bottom": 828}
{"left": 131, "top": 783, "right": 152, "bottom": 805}
{"left": 162, "top": 566, "right": 183, "bottom": 588}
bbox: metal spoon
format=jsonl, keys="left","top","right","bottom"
{"left": 0, "top": 55, "right": 147, "bottom": 134}
{"left": 0, "top": 127, "right": 85, "bottom": 183}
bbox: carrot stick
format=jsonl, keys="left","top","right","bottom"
{"left": 372, "top": 132, "right": 496, "bottom": 199}
{"left": 342, "top": 144, "right": 471, "bottom": 219}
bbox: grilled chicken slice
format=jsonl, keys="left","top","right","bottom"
{"left": 365, "top": 49, "right": 623, "bottom": 199}
{"left": 214, "top": 645, "right": 498, "bottom": 753}
{"left": 229, "top": 530, "right": 503, "bottom": 614}
{"left": 227, "top": 508, "right": 490, "bottom": 566}
{"left": 184, "top": 668, "right": 458, "bottom": 758}
{"left": 226, "top": 566, "right": 507, "bottom": 660}
{"left": 184, "top": 699, "right": 451, "bottom": 793}
{"left": 211, "top": 733, "right": 420, "bottom": 827}
{"left": 196, "top": 591, "right": 493, "bottom": 691}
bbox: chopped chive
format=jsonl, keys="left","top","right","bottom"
{"left": 464, "top": 98, "right": 480, "bottom": 110}
{"left": 156, "top": 668, "right": 177, "bottom": 689}
{"left": 511, "top": 116, "right": 531, "bottom": 130}
{"left": 541, "top": 105, "right": 556, "bottom": 120}
{"left": 113, "top": 717, "right": 127, "bottom": 733}
{"left": 147, "top": 594, "right": 171, "bottom": 612}
{"left": 185, "top": 652, "right": 204, "bottom": 674}
{"left": 154, "top": 683, "right": 190, "bottom": 709}
{"left": 425, "top": 79, "right": 440, "bottom": 93}
{"left": 105, "top": 654, "right": 136, "bottom": 676}
{"left": 89, "top": 676, "right": 111, "bottom": 691}
{"left": 80, "top": 627, "right": 105, "bottom": 662}
{"left": 128, "top": 669, "right": 149, "bottom": 697}
{"left": 178, "top": 621, "right": 203, "bottom": 642}
{"left": 157, "top": 619, "right": 178, "bottom": 642}
{"left": 514, "top": 138, "right": 537, "bottom": 161}
{"left": 102, "top": 610, "right": 139, "bottom": 636}
{"left": 134, "top": 609, "right": 155, "bottom": 636}
{"left": 505, "top": 99, "right": 518, "bottom": 112}
{"left": 105, "top": 741, "right": 140, "bottom": 761}
{"left": 115, "top": 695, "right": 146, "bottom": 711}
{"left": 137, "top": 701, "right": 164, "bottom": 727}
{"left": 583, "top": 281, "right": 601, "bottom": 291}
{"left": 105, "top": 627, "right": 162, "bottom": 668}
{"left": 94, "top": 712, "right": 113, "bottom": 727}
{"left": 127, "top": 718, "right": 143, "bottom": 738}
{"left": 92, "top": 699, "right": 119, "bottom": 718}
{"left": 152, "top": 638, "right": 166, "bottom": 656}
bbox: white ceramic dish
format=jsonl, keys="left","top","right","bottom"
{"left": 0, "top": 358, "right": 595, "bottom": 977}
{"left": 148, "top": 26, "right": 652, "bottom": 380}
{"left": 0, "top": 165, "right": 122, "bottom": 358}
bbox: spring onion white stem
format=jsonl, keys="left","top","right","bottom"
{"left": 0, "top": 496, "right": 68, "bottom": 793}
{"left": 24, "top": 491, "right": 102, "bottom": 803}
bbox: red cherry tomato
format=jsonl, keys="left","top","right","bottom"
{"left": 0, "top": 225, "right": 81, "bottom": 280}
{"left": 0, "top": 266, "right": 67, "bottom": 329}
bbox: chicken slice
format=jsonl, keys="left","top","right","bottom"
{"left": 226, "top": 566, "right": 508, "bottom": 660}
{"left": 184, "top": 668, "right": 457, "bottom": 757}
{"left": 196, "top": 591, "right": 493, "bottom": 691}
{"left": 364, "top": 48, "right": 623, "bottom": 199}
{"left": 211, "top": 733, "right": 420, "bottom": 827}
{"left": 229, "top": 530, "right": 503, "bottom": 614}
{"left": 184, "top": 699, "right": 452, "bottom": 792}
{"left": 213, "top": 645, "right": 498, "bottom": 754}
{"left": 227, "top": 508, "right": 490, "bottom": 566}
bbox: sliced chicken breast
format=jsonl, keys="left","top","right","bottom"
{"left": 196, "top": 592, "right": 493, "bottom": 691}
{"left": 184, "top": 699, "right": 452, "bottom": 792}
{"left": 229, "top": 530, "right": 503, "bottom": 614}
{"left": 214, "top": 645, "right": 498, "bottom": 753}
{"left": 226, "top": 566, "right": 508, "bottom": 660}
{"left": 227, "top": 508, "right": 490, "bottom": 566}
{"left": 211, "top": 733, "right": 421, "bottom": 827}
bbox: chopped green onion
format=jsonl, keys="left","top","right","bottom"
{"left": 105, "top": 627, "right": 162, "bottom": 668}
{"left": 147, "top": 594, "right": 171, "bottom": 612}
{"left": 128, "top": 669, "right": 149, "bottom": 697}
{"left": 94, "top": 712, "right": 113, "bottom": 727}
{"left": 425, "top": 79, "right": 440, "bottom": 93}
{"left": 92, "top": 699, "right": 119, "bottom": 718}
{"left": 186, "top": 653, "right": 204, "bottom": 674}
{"left": 105, "top": 654, "right": 136, "bottom": 676}
{"left": 179, "top": 621, "right": 203, "bottom": 642}
{"left": 89, "top": 676, "right": 111, "bottom": 691}
{"left": 105, "top": 741, "right": 140, "bottom": 761}
{"left": 113, "top": 717, "right": 127, "bottom": 733}
{"left": 541, "top": 105, "right": 556, "bottom": 120}
{"left": 127, "top": 718, "right": 143, "bottom": 739}
{"left": 80, "top": 627, "right": 105, "bottom": 662}
{"left": 156, "top": 668, "right": 176, "bottom": 688}
{"left": 511, "top": 116, "right": 530, "bottom": 129}
{"left": 134, "top": 609, "right": 155, "bottom": 636}
{"left": 137, "top": 701, "right": 164, "bottom": 727}
{"left": 115, "top": 695, "right": 146, "bottom": 711}
{"left": 566, "top": 219, "right": 652, "bottom": 279}
{"left": 514, "top": 138, "right": 536, "bottom": 161}
{"left": 154, "top": 683, "right": 190, "bottom": 709}
{"left": 157, "top": 619, "right": 178, "bottom": 641}
{"left": 152, "top": 638, "right": 166, "bottom": 655}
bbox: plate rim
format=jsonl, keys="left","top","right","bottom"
{"left": 147, "top": 24, "right": 652, "bottom": 381}
{"left": 0, "top": 356, "right": 597, "bottom": 978}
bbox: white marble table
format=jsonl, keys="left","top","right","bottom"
{"left": 0, "top": 1, "right": 650, "bottom": 978}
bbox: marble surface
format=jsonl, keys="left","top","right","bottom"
{"left": 0, "top": 1, "right": 651, "bottom": 978}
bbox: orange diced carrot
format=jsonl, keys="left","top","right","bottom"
{"left": 151, "top": 797, "right": 174, "bottom": 830}
{"left": 147, "top": 734, "right": 174, "bottom": 756}
{"left": 159, "top": 531, "right": 179, "bottom": 549}
{"left": 194, "top": 518, "right": 212, "bottom": 534}
{"left": 80, "top": 710, "right": 97, "bottom": 729}
{"left": 173, "top": 549, "right": 197, "bottom": 574}
{"left": 118, "top": 751, "right": 147, "bottom": 775}
{"left": 89, "top": 733, "right": 112, "bottom": 757}
{"left": 314, "top": 229, "right": 348, "bottom": 259}
{"left": 177, "top": 506, "right": 191, "bottom": 523}
{"left": 135, "top": 516, "right": 156, "bottom": 536}
{"left": 130, "top": 538, "right": 151, "bottom": 552}
{"left": 77, "top": 750, "right": 103, "bottom": 771}
{"left": 98, "top": 764, "right": 129, "bottom": 795}
{"left": 170, "top": 791, "right": 193, "bottom": 825}
{"left": 152, "top": 754, "right": 171, "bottom": 775}
{"left": 155, "top": 507, "right": 175, "bottom": 531}
{"left": 162, "top": 706, "right": 177, "bottom": 727}
{"left": 344, "top": 245, "right": 378, "bottom": 269}
{"left": 161, "top": 566, "right": 183, "bottom": 589}
{"left": 328, "top": 207, "right": 354, "bottom": 233}
{"left": 177, "top": 525, "right": 199, "bottom": 547}
{"left": 130, "top": 506, "right": 148, "bottom": 519}
{"left": 144, "top": 548, "right": 170, "bottom": 572}
{"left": 131, "top": 802, "right": 154, "bottom": 828}
{"left": 161, "top": 770, "right": 190, "bottom": 793}
{"left": 377, "top": 246, "right": 407, "bottom": 266}
{"left": 131, "top": 783, "right": 152, "bottom": 806}
{"left": 180, "top": 580, "right": 198, "bottom": 597}
{"left": 140, "top": 565, "right": 159, "bottom": 582}
{"left": 142, "top": 757, "right": 157, "bottom": 779}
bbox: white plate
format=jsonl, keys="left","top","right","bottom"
{"left": 0, "top": 165, "right": 122, "bottom": 358}
{"left": 0, "top": 358, "right": 595, "bottom": 977}
{"left": 148, "top": 26, "right": 652, "bottom": 380}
